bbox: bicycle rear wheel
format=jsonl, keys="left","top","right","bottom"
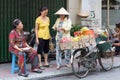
{"left": 98, "top": 48, "right": 114, "bottom": 71}
{"left": 71, "top": 48, "right": 89, "bottom": 78}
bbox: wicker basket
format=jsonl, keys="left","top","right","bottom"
{"left": 71, "top": 41, "right": 81, "bottom": 49}
{"left": 59, "top": 35, "right": 96, "bottom": 50}
{"left": 59, "top": 42, "right": 72, "bottom": 50}
{"left": 79, "top": 36, "right": 96, "bottom": 47}
{"left": 59, "top": 41, "right": 81, "bottom": 50}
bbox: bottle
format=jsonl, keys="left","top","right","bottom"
{"left": 33, "top": 43, "right": 38, "bottom": 50}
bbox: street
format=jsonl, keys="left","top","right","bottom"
{"left": 45, "top": 68, "right": 120, "bottom": 80}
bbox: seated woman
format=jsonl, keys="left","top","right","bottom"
{"left": 9, "top": 19, "right": 42, "bottom": 77}
{"left": 113, "top": 23, "right": 120, "bottom": 54}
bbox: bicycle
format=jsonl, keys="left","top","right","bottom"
{"left": 71, "top": 34, "right": 114, "bottom": 78}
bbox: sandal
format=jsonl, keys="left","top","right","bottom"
{"left": 65, "top": 64, "right": 71, "bottom": 68}
{"left": 39, "top": 66, "right": 45, "bottom": 70}
{"left": 18, "top": 73, "right": 29, "bottom": 77}
{"left": 56, "top": 66, "right": 61, "bottom": 70}
{"left": 44, "top": 65, "right": 50, "bottom": 67}
{"left": 32, "top": 69, "right": 42, "bottom": 73}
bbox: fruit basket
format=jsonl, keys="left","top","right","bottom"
{"left": 59, "top": 42, "right": 72, "bottom": 50}
{"left": 59, "top": 37, "right": 81, "bottom": 50}
{"left": 59, "top": 27, "right": 97, "bottom": 50}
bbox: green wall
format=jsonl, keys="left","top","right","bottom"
{"left": 0, "top": 0, "right": 66, "bottom": 63}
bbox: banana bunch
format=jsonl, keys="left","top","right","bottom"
{"left": 73, "top": 27, "right": 94, "bottom": 42}
{"left": 80, "top": 27, "right": 89, "bottom": 33}
{"left": 72, "top": 37, "right": 80, "bottom": 42}
{"left": 101, "top": 31, "right": 108, "bottom": 37}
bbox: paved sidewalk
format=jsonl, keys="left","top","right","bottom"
{"left": 0, "top": 56, "right": 120, "bottom": 80}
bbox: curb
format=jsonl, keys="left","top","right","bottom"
{"left": 25, "top": 64, "right": 120, "bottom": 80}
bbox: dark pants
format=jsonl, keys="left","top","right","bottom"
{"left": 115, "top": 46, "right": 120, "bottom": 53}
{"left": 37, "top": 38, "right": 49, "bottom": 54}
{"left": 114, "top": 41, "right": 120, "bottom": 53}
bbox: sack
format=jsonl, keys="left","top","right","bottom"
{"left": 33, "top": 44, "right": 38, "bottom": 50}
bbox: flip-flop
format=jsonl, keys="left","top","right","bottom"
{"left": 39, "top": 66, "right": 45, "bottom": 70}
{"left": 56, "top": 66, "right": 61, "bottom": 70}
{"left": 44, "top": 65, "right": 50, "bottom": 67}
{"left": 18, "top": 73, "right": 29, "bottom": 77}
{"left": 32, "top": 69, "right": 42, "bottom": 73}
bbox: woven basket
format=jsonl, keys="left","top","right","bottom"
{"left": 71, "top": 41, "right": 80, "bottom": 49}
{"left": 59, "top": 41, "right": 81, "bottom": 50}
{"left": 59, "top": 42, "right": 72, "bottom": 50}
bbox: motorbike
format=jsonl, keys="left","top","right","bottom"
{"left": 24, "top": 28, "right": 56, "bottom": 61}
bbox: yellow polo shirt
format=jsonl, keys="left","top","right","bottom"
{"left": 35, "top": 17, "right": 50, "bottom": 39}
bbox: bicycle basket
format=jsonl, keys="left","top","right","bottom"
{"left": 97, "top": 42, "right": 111, "bottom": 53}
{"left": 96, "top": 35, "right": 108, "bottom": 44}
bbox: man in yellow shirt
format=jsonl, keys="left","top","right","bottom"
{"left": 35, "top": 7, "right": 51, "bottom": 69}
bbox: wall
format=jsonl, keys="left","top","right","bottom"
{"left": 89, "top": 0, "right": 102, "bottom": 27}
{"left": 102, "top": 10, "right": 120, "bottom": 29}
{"left": 0, "top": 0, "right": 66, "bottom": 63}
{"left": 67, "top": 0, "right": 81, "bottom": 24}
{"left": 67, "top": 0, "right": 102, "bottom": 27}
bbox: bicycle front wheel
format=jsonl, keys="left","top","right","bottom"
{"left": 98, "top": 48, "right": 114, "bottom": 71}
{"left": 71, "top": 48, "right": 89, "bottom": 78}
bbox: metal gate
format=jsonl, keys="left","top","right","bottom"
{"left": 0, "top": 0, "right": 66, "bottom": 63}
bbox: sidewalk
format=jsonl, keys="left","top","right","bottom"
{"left": 0, "top": 56, "right": 120, "bottom": 80}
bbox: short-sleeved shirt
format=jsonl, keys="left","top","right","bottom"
{"left": 9, "top": 29, "right": 27, "bottom": 52}
{"left": 35, "top": 17, "right": 50, "bottom": 40}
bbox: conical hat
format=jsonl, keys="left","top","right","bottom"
{"left": 55, "top": 7, "right": 69, "bottom": 15}
{"left": 78, "top": 11, "right": 90, "bottom": 18}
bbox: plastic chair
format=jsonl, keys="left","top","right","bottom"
{"left": 11, "top": 53, "right": 26, "bottom": 74}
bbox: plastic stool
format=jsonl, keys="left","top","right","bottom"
{"left": 11, "top": 53, "right": 26, "bottom": 74}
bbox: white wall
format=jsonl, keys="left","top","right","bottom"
{"left": 90, "top": 0, "right": 101, "bottom": 27}
{"left": 67, "top": 0, "right": 102, "bottom": 27}
{"left": 67, "top": 0, "right": 81, "bottom": 24}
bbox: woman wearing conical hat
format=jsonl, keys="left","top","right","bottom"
{"left": 52, "top": 7, "right": 72, "bottom": 70}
